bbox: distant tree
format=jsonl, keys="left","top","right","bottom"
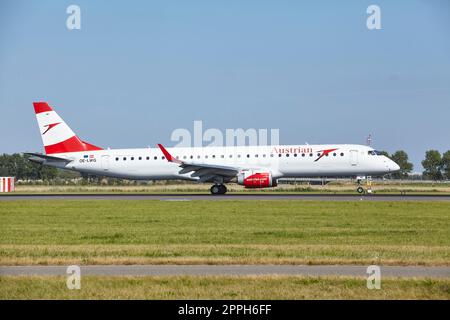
{"left": 422, "top": 150, "right": 443, "bottom": 180}
{"left": 0, "top": 153, "right": 57, "bottom": 180}
{"left": 442, "top": 150, "right": 450, "bottom": 180}
{"left": 390, "top": 150, "right": 413, "bottom": 179}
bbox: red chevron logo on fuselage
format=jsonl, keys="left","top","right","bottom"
{"left": 314, "top": 148, "right": 338, "bottom": 162}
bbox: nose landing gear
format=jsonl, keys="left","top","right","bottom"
{"left": 356, "top": 176, "right": 372, "bottom": 194}
{"left": 210, "top": 184, "right": 227, "bottom": 195}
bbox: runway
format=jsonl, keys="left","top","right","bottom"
{"left": 1, "top": 265, "right": 449, "bottom": 278}
{"left": 0, "top": 193, "right": 450, "bottom": 201}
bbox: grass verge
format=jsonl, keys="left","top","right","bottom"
{"left": 0, "top": 275, "right": 449, "bottom": 299}
{"left": 0, "top": 200, "right": 449, "bottom": 266}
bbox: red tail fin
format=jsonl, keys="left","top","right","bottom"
{"left": 33, "top": 102, "right": 103, "bottom": 154}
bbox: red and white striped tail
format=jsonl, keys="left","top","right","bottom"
{"left": 33, "top": 102, "right": 102, "bottom": 155}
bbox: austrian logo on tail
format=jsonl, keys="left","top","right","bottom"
{"left": 42, "top": 122, "right": 61, "bottom": 135}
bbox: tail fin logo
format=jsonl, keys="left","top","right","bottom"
{"left": 42, "top": 122, "right": 61, "bottom": 135}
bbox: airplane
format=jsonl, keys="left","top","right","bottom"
{"left": 27, "top": 102, "right": 400, "bottom": 195}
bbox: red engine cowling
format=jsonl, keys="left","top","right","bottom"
{"left": 237, "top": 170, "right": 277, "bottom": 188}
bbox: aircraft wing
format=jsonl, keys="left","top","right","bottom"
{"left": 157, "top": 144, "right": 239, "bottom": 183}
{"left": 25, "top": 152, "right": 73, "bottom": 165}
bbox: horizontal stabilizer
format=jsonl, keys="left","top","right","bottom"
{"left": 25, "top": 152, "right": 72, "bottom": 165}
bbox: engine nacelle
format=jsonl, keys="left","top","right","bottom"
{"left": 237, "top": 170, "right": 277, "bottom": 188}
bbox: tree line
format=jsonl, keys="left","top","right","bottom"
{"left": 0, "top": 153, "right": 58, "bottom": 180}
{"left": 0, "top": 150, "right": 449, "bottom": 181}
{"left": 365, "top": 149, "right": 449, "bottom": 180}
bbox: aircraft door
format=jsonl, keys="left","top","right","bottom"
{"left": 349, "top": 150, "right": 358, "bottom": 166}
{"left": 101, "top": 155, "right": 110, "bottom": 171}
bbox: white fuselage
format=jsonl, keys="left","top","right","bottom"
{"left": 47, "top": 144, "right": 399, "bottom": 181}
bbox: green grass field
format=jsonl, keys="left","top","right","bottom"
{"left": 1, "top": 275, "right": 449, "bottom": 299}
{"left": 1, "top": 200, "right": 449, "bottom": 266}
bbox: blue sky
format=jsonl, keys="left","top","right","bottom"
{"left": 0, "top": 0, "right": 449, "bottom": 171}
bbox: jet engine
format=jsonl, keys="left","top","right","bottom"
{"left": 237, "top": 170, "right": 277, "bottom": 188}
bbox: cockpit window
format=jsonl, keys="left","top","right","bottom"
{"left": 368, "top": 150, "right": 383, "bottom": 156}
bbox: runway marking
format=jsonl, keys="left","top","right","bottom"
{"left": 1, "top": 265, "right": 449, "bottom": 278}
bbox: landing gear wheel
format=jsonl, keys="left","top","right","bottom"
{"left": 210, "top": 184, "right": 227, "bottom": 195}
{"left": 210, "top": 185, "right": 220, "bottom": 195}
{"left": 357, "top": 186, "right": 365, "bottom": 194}
{"left": 219, "top": 184, "right": 227, "bottom": 195}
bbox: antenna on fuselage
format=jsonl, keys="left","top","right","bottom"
{"left": 366, "top": 134, "right": 372, "bottom": 146}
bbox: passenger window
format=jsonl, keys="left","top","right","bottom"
{"left": 270, "top": 154, "right": 274, "bottom": 157}
{"left": 131, "top": 157, "right": 134, "bottom": 160}
{"left": 340, "top": 153, "right": 344, "bottom": 156}
{"left": 162, "top": 156, "right": 165, "bottom": 160}
{"left": 333, "top": 153, "right": 336, "bottom": 156}
{"left": 279, "top": 154, "right": 282, "bottom": 157}
{"left": 139, "top": 157, "right": 142, "bottom": 160}
{"left": 115, "top": 157, "right": 119, "bottom": 161}
{"left": 154, "top": 156, "right": 157, "bottom": 160}
{"left": 302, "top": 154, "right": 305, "bottom": 157}
{"left": 286, "top": 154, "right": 289, "bottom": 157}
{"left": 294, "top": 154, "right": 297, "bottom": 157}
{"left": 146, "top": 157, "right": 150, "bottom": 160}
{"left": 255, "top": 154, "right": 258, "bottom": 158}
{"left": 309, "top": 153, "right": 313, "bottom": 157}
{"left": 123, "top": 157, "right": 126, "bottom": 161}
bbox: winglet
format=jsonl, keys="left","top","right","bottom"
{"left": 157, "top": 144, "right": 181, "bottom": 164}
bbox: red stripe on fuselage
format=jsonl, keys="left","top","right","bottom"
{"left": 45, "top": 136, "right": 103, "bottom": 154}
{"left": 33, "top": 102, "right": 53, "bottom": 114}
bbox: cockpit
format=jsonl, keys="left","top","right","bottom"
{"left": 367, "top": 150, "right": 384, "bottom": 156}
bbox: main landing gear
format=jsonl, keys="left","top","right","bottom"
{"left": 210, "top": 184, "right": 227, "bottom": 195}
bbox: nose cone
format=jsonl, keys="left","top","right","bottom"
{"left": 390, "top": 160, "right": 400, "bottom": 172}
